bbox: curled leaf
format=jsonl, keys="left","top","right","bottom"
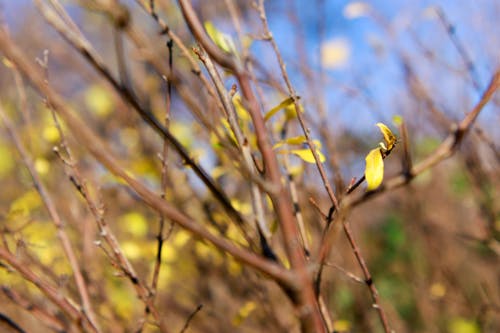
{"left": 365, "top": 148, "right": 384, "bottom": 190}
{"left": 264, "top": 97, "right": 296, "bottom": 122}
{"left": 376, "top": 122, "right": 397, "bottom": 152}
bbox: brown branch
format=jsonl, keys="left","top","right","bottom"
{"left": 0, "top": 246, "right": 84, "bottom": 328}
{"left": 0, "top": 27, "right": 292, "bottom": 287}
{"left": 344, "top": 68, "right": 500, "bottom": 209}
{"left": 177, "top": 1, "right": 325, "bottom": 332}
{"left": 34, "top": 0, "right": 247, "bottom": 236}
{"left": 0, "top": 107, "right": 100, "bottom": 332}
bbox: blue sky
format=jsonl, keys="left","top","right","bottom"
{"left": 4, "top": 0, "right": 498, "bottom": 138}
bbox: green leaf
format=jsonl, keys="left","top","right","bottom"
{"left": 264, "top": 97, "right": 296, "bottom": 122}
{"left": 376, "top": 122, "right": 397, "bottom": 152}
{"left": 365, "top": 148, "right": 384, "bottom": 190}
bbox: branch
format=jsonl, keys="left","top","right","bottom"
{"left": 0, "top": 27, "right": 292, "bottom": 287}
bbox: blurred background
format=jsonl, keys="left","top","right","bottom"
{"left": 0, "top": 1, "right": 498, "bottom": 332}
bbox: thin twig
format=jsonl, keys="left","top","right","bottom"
{"left": 0, "top": 28, "right": 293, "bottom": 287}
{"left": 179, "top": 304, "right": 203, "bottom": 333}
{"left": 0, "top": 106, "right": 100, "bottom": 333}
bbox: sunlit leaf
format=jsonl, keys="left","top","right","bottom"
{"left": 264, "top": 97, "right": 296, "bottom": 122}
{"left": 290, "top": 148, "right": 326, "bottom": 164}
{"left": 273, "top": 135, "right": 307, "bottom": 149}
{"left": 365, "top": 148, "right": 383, "bottom": 190}
{"left": 204, "top": 21, "right": 237, "bottom": 55}
{"left": 321, "top": 38, "right": 351, "bottom": 70}
{"left": 376, "top": 122, "right": 397, "bottom": 152}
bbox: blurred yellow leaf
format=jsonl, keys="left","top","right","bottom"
{"left": 85, "top": 85, "right": 113, "bottom": 118}
{"left": 430, "top": 282, "right": 446, "bottom": 299}
{"left": 231, "top": 94, "right": 251, "bottom": 122}
{"left": 333, "top": 319, "right": 351, "bottom": 332}
{"left": 172, "top": 230, "right": 191, "bottom": 247}
{"left": 42, "top": 125, "right": 61, "bottom": 143}
{"left": 204, "top": 21, "right": 236, "bottom": 55}
{"left": 0, "top": 142, "right": 14, "bottom": 179}
{"left": 232, "top": 301, "right": 256, "bottom": 326}
{"left": 119, "top": 212, "right": 148, "bottom": 237}
{"left": 365, "top": 148, "right": 383, "bottom": 190}
{"left": 392, "top": 114, "right": 403, "bottom": 126}
{"left": 264, "top": 97, "right": 296, "bottom": 122}
{"left": 343, "top": 2, "right": 371, "bottom": 19}
{"left": 8, "top": 189, "right": 42, "bottom": 220}
{"left": 107, "top": 279, "right": 135, "bottom": 319}
{"left": 376, "top": 122, "right": 397, "bottom": 152}
{"left": 161, "top": 243, "right": 178, "bottom": 263}
{"left": 121, "top": 241, "right": 142, "bottom": 260}
{"left": 34, "top": 158, "right": 50, "bottom": 175}
{"left": 170, "top": 121, "right": 193, "bottom": 149}
{"left": 321, "top": 38, "right": 351, "bottom": 70}
{"left": 447, "top": 318, "right": 480, "bottom": 333}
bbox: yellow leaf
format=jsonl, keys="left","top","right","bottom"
{"left": 0, "top": 142, "right": 14, "bottom": 179}
{"left": 34, "top": 158, "right": 50, "bottom": 175}
{"left": 273, "top": 135, "right": 307, "bottom": 149}
{"left": 85, "top": 85, "right": 113, "bottom": 118}
{"left": 42, "top": 125, "right": 61, "bottom": 143}
{"left": 119, "top": 212, "right": 148, "bottom": 237}
{"left": 204, "top": 21, "right": 236, "bottom": 54}
{"left": 333, "top": 319, "right": 351, "bottom": 332}
{"left": 376, "top": 122, "right": 397, "bottom": 151}
{"left": 430, "top": 282, "right": 446, "bottom": 299}
{"left": 8, "top": 189, "right": 42, "bottom": 219}
{"left": 231, "top": 94, "right": 250, "bottom": 122}
{"left": 232, "top": 301, "right": 256, "bottom": 326}
{"left": 172, "top": 230, "right": 191, "bottom": 247}
{"left": 290, "top": 148, "right": 326, "bottom": 164}
{"left": 447, "top": 318, "right": 480, "bottom": 333}
{"left": 264, "top": 97, "right": 296, "bottom": 122}
{"left": 365, "top": 148, "right": 384, "bottom": 190}
{"left": 392, "top": 114, "right": 403, "bottom": 126}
